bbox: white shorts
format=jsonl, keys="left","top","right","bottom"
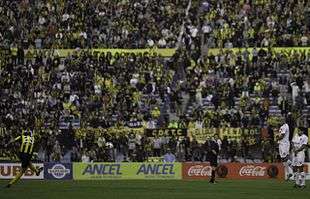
{"left": 279, "top": 142, "right": 290, "bottom": 159}
{"left": 292, "top": 151, "right": 305, "bottom": 167}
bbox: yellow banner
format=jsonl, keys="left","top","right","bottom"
{"left": 21, "top": 47, "right": 310, "bottom": 58}
{"left": 75, "top": 127, "right": 144, "bottom": 139}
{"left": 24, "top": 48, "right": 176, "bottom": 58}
{"left": 188, "top": 128, "right": 260, "bottom": 144}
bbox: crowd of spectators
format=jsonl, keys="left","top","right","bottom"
{"left": 1, "top": 0, "right": 309, "bottom": 49}
{"left": 185, "top": 47, "right": 310, "bottom": 129}
{"left": 0, "top": 0, "right": 189, "bottom": 49}
{"left": 199, "top": 0, "right": 310, "bottom": 48}
{"left": 0, "top": 47, "right": 309, "bottom": 163}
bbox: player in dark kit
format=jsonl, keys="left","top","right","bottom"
{"left": 206, "top": 137, "right": 219, "bottom": 183}
{"left": 4, "top": 129, "right": 43, "bottom": 188}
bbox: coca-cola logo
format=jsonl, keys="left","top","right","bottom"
{"left": 239, "top": 165, "right": 266, "bottom": 177}
{"left": 187, "top": 165, "right": 212, "bottom": 176}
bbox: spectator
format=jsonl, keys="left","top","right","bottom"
{"left": 163, "top": 148, "right": 176, "bottom": 163}
{"left": 152, "top": 135, "right": 162, "bottom": 157}
{"left": 81, "top": 150, "right": 90, "bottom": 163}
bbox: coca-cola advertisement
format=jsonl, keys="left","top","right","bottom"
{"left": 239, "top": 165, "right": 266, "bottom": 177}
{"left": 182, "top": 163, "right": 214, "bottom": 179}
{"left": 182, "top": 163, "right": 285, "bottom": 180}
{"left": 223, "top": 163, "right": 284, "bottom": 180}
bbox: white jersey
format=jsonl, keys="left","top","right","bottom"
{"left": 278, "top": 123, "right": 290, "bottom": 145}
{"left": 292, "top": 134, "right": 308, "bottom": 152}
{"left": 292, "top": 134, "right": 308, "bottom": 167}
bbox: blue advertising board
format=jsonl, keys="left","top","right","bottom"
{"left": 44, "top": 163, "right": 72, "bottom": 180}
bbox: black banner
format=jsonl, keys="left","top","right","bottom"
{"left": 144, "top": 129, "right": 187, "bottom": 137}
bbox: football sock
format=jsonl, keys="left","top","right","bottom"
{"left": 293, "top": 172, "right": 297, "bottom": 181}
{"left": 8, "top": 171, "right": 24, "bottom": 186}
{"left": 283, "top": 161, "right": 293, "bottom": 179}
{"left": 286, "top": 160, "right": 293, "bottom": 176}
{"left": 295, "top": 172, "right": 300, "bottom": 186}
{"left": 29, "top": 163, "right": 39, "bottom": 174}
{"left": 210, "top": 170, "right": 215, "bottom": 182}
{"left": 300, "top": 172, "right": 305, "bottom": 186}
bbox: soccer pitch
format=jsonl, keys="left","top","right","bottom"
{"left": 0, "top": 180, "right": 309, "bottom": 199}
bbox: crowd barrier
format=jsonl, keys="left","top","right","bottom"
{"left": 2, "top": 162, "right": 306, "bottom": 181}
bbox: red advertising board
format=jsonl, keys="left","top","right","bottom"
{"left": 182, "top": 163, "right": 285, "bottom": 180}
{"left": 182, "top": 163, "right": 213, "bottom": 180}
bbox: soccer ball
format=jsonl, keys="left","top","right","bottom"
{"left": 105, "top": 142, "right": 114, "bottom": 149}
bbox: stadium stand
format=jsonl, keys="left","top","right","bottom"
{"left": 0, "top": 0, "right": 309, "bottom": 163}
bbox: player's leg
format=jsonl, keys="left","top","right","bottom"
{"left": 281, "top": 156, "right": 293, "bottom": 179}
{"left": 279, "top": 144, "right": 293, "bottom": 179}
{"left": 299, "top": 166, "right": 306, "bottom": 188}
{"left": 291, "top": 152, "right": 296, "bottom": 181}
{"left": 283, "top": 158, "right": 293, "bottom": 180}
{"left": 6, "top": 167, "right": 27, "bottom": 188}
{"left": 297, "top": 152, "right": 306, "bottom": 188}
{"left": 29, "top": 162, "right": 43, "bottom": 176}
{"left": 292, "top": 166, "right": 297, "bottom": 183}
{"left": 293, "top": 153, "right": 301, "bottom": 187}
{"left": 294, "top": 166, "right": 301, "bottom": 188}
{"left": 294, "top": 153, "right": 304, "bottom": 188}
{"left": 6, "top": 154, "right": 28, "bottom": 188}
{"left": 286, "top": 156, "right": 293, "bottom": 179}
{"left": 209, "top": 167, "right": 216, "bottom": 183}
{"left": 209, "top": 157, "right": 217, "bottom": 184}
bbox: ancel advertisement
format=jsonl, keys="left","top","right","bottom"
{"left": 73, "top": 162, "right": 182, "bottom": 180}
{"left": 0, "top": 163, "right": 44, "bottom": 179}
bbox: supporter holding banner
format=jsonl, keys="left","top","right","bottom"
{"left": 188, "top": 128, "right": 217, "bottom": 143}
{"left": 188, "top": 128, "right": 261, "bottom": 144}
{"left": 23, "top": 47, "right": 310, "bottom": 58}
{"left": 75, "top": 127, "right": 144, "bottom": 139}
{"left": 144, "top": 129, "right": 187, "bottom": 137}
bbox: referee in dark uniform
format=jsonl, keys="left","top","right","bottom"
{"left": 206, "top": 137, "right": 219, "bottom": 183}
{"left": 5, "top": 128, "right": 43, "bottom": 188}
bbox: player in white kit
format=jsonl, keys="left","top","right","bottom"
{"left": 276, "top": 123, "right": 293, "bottom": 180}
{"left": 292, "top": 129, "right": 308, "bottom": 188}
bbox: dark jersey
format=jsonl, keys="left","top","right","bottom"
{"left": 206, "top": 140, "right": 219, "bottom": 155}
{"left": 206, "top": 139, "right": 219, "bottom": 167}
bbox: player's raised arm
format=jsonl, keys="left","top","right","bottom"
{"left": 4, "top": 136, "right": 21, "bottom": 148}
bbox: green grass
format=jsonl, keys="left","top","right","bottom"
{"left": 0, "top": 180, "right": 309, "bottom": 199}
